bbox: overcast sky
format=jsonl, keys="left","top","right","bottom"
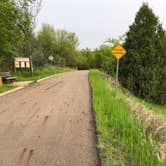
{"left": 36, "top": 0, "right": 166, "bottom": 49}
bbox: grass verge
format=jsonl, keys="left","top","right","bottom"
{"left": 89, "top": 70, "right": 166, "bottom": 166}
{"left": 0, "top": 85, "right": 15, "bottom": 94}
{"left": 13, "top": 65, "right": 74, "bottom": 81}
{"left": 105, "top": 82, "right": 165, "bottom": 124}
{"left": 131, "top": 94, "right": 166, "bottom": 116}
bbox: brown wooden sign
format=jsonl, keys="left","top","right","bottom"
{"left": 14, "top": 57, "right": 30, "bottom": 68}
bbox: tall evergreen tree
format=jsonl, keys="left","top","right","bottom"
{"left": 119, "top": 3, "right": 166, "bottom": 104}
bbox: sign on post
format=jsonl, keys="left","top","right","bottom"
{"left": 14, "top": 57, "right": 30, "bottom": 69}
{"left": 48, "top": 55, "right": 54, "bottom": 62}
{"left": 112, "top": 44, "right": 127, "bottom": 97}
{"left": 14, "top": 57, "right": 33, "bottom": 75}
{"left": 112, "top": 44, "right": 127, "bottom": 60}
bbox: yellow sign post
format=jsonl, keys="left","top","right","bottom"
{"left": 112, "top": 44, "right": 127, "bottom": 97}
{"left": 112, "top": 44, "right": 127, "bottom": 60}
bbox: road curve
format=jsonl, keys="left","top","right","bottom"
{"left": 0, "top": 71, "right": 98, "bottom": 166}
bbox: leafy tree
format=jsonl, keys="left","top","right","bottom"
{"left": 54, "top": 29, "right": 79, "bottom": 67}
{"left": 0, "top": 0, "right": 38, "bottom": 70}
{"left": 79, "top": 43, "right": 116, "bottom": 72}
{"left": 80, "top": 48, "right": 96, "bottom": 69}
{"left": 36, "top": 24, "right": 56, "bottom": 64}
{"left": 34, "top": 24, "right": 80, "bottom": 67}
{"left": 99, "top": 45, "right": 116, "bottom": 75}
{"left": 75, "top": 51, "right": 88, "bottom": 70}
{"left": 119, "top": 3, "right": 166, "bottom": 104}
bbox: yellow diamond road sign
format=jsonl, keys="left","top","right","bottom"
{"left": 112, "top": 44, "right": 127, "bottom": 59}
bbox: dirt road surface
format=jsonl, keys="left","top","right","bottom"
{"left": 0, "top": 71, "right": 98, "bottom": 166}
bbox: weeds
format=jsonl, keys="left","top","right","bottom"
{"left": 90, "top": 70, "right": 166, "bottom": 166}
{"left": 12, "top": 65, "right": 73, "bottom": 81}
{"left": 0, "top": 85, "right": 15, "bottom": 94}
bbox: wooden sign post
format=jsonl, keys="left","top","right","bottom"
{"left": 0, "top": 76, "right": 3, "bottom": 87}
{"left": 14, "top": 57, "right": 33, "bottom": 75}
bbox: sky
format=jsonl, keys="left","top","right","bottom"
{"left": 36, "top": 0, "right": 166, "bottom": 49}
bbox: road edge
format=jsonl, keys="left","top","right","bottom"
{"left": 88, "top": 71, "right": 102, "bottom": 166}
{"left": 36, "top": 71, "right": 67, "bottom": 83}
{"left": 0, "top": 87, "right": 23, "bottom": 97}
{"left": 0, "top": 71, "right": 75, "bottom": 97}
{"left": 36, "top": 70, "right": 77, "bottom": 82}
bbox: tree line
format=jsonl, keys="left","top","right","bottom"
{"left": 0, "top": 2, "right": 165, "bottom": 104}
{"left": 119, "top": 3, "right": 166, "bottom": 104}
{"left": 0, "top": 0, "right": 42, "bottom": 70}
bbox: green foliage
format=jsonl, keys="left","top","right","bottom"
{"left": 79, "top": 45, "right": 116, "bottom": 74}
{"left": 155, "top": 37, "right": 166, "bottom": 104}
{"left": 99, "top": 45, "right": 116, "bottom": 75}
{"left": 33, "top": 24, "right": 56, "bottom": 65}
{"left": 33, "top": 24, "right": 80, "bottom": 67}
{"left": 0, "top": 0, "right": 117, "bottom": 75}
{"left": 90, "top": 70, "right": 166, "bottom": 166}
{"left": 79, "top": 48, "right": 96, "bottom": 69}
{"left": 0, "top": 85, "right": 15, "bottom": 94}
{"left": 0, "top": 0, "right": 34, "bottom": 70}
{"left": 13, "top": 65, "right": 73, "bottom": 81}
{"left": 119, "top": 3, "right": 166, "bottom": 104}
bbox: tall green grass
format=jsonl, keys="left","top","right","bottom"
{"left": 0, "top": 85, "right": 15, "bottom": 93}
{"left": 90, "top": 70, "right": 165, "bottom": 166}
{"left": 12, "top": 65, "right": 73, "bottom": 81}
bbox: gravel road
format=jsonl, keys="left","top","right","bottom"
{"left": 0, "top": 71, "right": 98, "bottom": 166}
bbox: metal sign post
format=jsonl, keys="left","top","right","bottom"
{"left": 112, "top": 44, "right": 127, "bottom": 98}
{"left": 115, "top": 59, "right": 119, "bottom": 97}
